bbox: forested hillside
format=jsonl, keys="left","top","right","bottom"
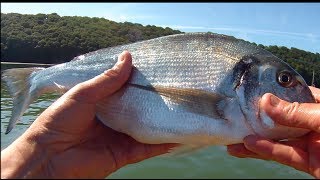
{"left": 1, "top": 13, "right": 319, "bottom": 87}
{"left": 1, "top": 13, "right": 181, "bottom": 63}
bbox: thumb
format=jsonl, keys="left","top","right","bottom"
{"left": 70, "top": 50, "right": 133, "bottom": 103}
{"left": 260, "top": 93, "right": 320, "bottom": 133}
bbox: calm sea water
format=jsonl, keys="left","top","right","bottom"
{"left": 0, "top": 64, "right": 313, "bottom": 179}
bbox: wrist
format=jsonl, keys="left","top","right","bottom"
{"left": 1, "top": 131, "right": 49, "bottom": 178}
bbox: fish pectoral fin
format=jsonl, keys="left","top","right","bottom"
{"left": 53, "top": 82, "right": 69, "bottom": 93}
{"left": 129, "top": 83, "right": 228, "bottom": 120}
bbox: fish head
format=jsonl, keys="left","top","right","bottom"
{"left": 233, "top": 53, "right": 315, "bottom": 140}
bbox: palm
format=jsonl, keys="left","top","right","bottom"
{"left": 30, "top": 95, "right": 174, "bottom": 178}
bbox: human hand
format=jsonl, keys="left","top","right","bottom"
{"left": 1, "top": 51, "right": 176, "bottom": 179}
{"left": 227, "top": 86, "right": 320, "bottom": 178}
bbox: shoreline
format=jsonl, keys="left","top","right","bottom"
{"left": 1, "top": 62, "right": 56, "bottom": 66}
{"left": 1, "top": 62, "right": 56, "bottom": 71}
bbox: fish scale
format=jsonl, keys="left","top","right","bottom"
{"left": 2, "top": 32, "right": 315, "bottom": 153}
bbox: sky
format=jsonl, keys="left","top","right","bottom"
{"left": 1, "top": 3, "right": 320, "bottom": 53}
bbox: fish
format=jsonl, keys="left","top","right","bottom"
{"left": 2, "top": 32, "right": 316, "bottom": 153}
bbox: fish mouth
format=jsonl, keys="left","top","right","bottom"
{"left": 296, "top": 75, "right": 316, "bottom": 102}
{"left": 296, "top": 75, "right": 305, "bottom": 85}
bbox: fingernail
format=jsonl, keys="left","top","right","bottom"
{"left": 114, "top": 52, "right": 127, "bottom": 67}
{"left": 103, "top": 52, "right": 129, "bottom": 75}
{"left": 269, "top": 94, "right": 280, "bottom": 107}
{"left": 119, "top": 50, "right": 129, "bottom": 61}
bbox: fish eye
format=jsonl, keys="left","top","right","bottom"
{"left": 277, "top": 71, "right": 296, "bottom": 87}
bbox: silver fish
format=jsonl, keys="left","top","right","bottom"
{"left": 2, "top": 32, "right": 315, "bottom": 152}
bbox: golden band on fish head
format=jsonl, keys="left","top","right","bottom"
{"left": 233, "top": 53, "right": 315, "bottom": 140}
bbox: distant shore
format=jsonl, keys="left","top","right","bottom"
{"left": 1, "top": 62, "right": 55, "bottom": 70}
{"left": 1, "top": 62, "right": 56, "bottom": 66}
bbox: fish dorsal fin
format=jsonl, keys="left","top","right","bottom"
{"left": 71, "top": 54, "right": 86, "bottom": 61}
{"left": 129, "top": 83, "right": 227, "bottom": 120}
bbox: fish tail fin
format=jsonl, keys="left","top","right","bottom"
{"left": 2, "top": 67, "right": 45, "bottom": 134}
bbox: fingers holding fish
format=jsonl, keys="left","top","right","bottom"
{"left": 227, "top": 134, "right": 308, "bottom": 155}
{"left": 227, "top": 135, "right": 309, "bottom": 173}
{"left": 309, "top": 86, "right": 320, "bottom": 102}
{"left": 227, "top": 143, "right": 267, "bottom": 160}
{"left": 260, "top": 93, "right": 320, "bottom": 133}
{"left": 68, "top": 51, "right": 133, "bottom": 104}
{"left": 228, "top": 87, "right": 320, "bottom": 178}
{"left": 242, "top": 135, "right": 309, "bottom": 173}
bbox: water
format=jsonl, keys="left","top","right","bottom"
{"left": 0, "top": 64, "right": 313, "bottom": 179}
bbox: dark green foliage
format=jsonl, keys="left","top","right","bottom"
{"left": 1, "top": 13, "right": 319, "bottom": 87}
{"left": 1, "top": 13, "right": 181, "bottom": 64}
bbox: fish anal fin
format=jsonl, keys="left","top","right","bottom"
{"left": 165, "top": 144, "right": 208, "bottom": 157}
